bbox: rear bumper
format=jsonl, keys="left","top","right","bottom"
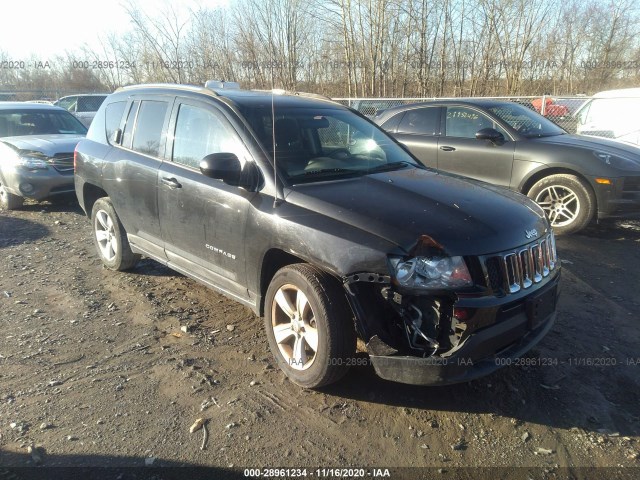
{"left": 369, "top": 277, "right": 559, "bottom": 386}
{"left": 1, "top": 167, "right": 74, "bottom": 201}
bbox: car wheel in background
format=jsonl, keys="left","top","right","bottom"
{"left": 527, "top": 174, "right": 595, "bottom": 235}
{"left": 0, "top": 182, "right": 24, "bottom": 210}
{"left": 91, "top": 197, "right": 140, "bottom": 271}
{"left": 264, "top": 264, "right": 356, "bottom": 388}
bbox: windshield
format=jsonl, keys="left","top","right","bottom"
{"left": 0, "top": 109, "right": 88, "bottom": 137}
{"left": 489, "top": 103, "right": 565, "bottom": 138}
{"left": 237, "top": 104, "right": 422, "bottom": 184}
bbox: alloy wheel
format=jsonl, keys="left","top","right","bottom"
{"left": 271, "top": 284, "right": 319, "bottom": 371}
{"left": 534, "top": 185, "right": 580, "bottom": 227}
{"left": 94, "top": 209, "right": 118, "bottom": 262}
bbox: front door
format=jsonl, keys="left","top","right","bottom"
{"left": 158, "top": 99, "right": 256, "bottom": 302}
{"left": 437, "top": 105, "right": 515, "bottom": 187}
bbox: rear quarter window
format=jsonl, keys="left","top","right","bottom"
{"left": 105, "top": 101, "right": 127, "bottom": 145}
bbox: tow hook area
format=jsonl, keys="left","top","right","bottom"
{"left": 380, "top": 287, "right": 448, "bottom": 357}
{"left": 405, "top": 304, "right": 439, "bottom": 356}
{"left": 343, "top": 272, "right": 459, "bottom": 358}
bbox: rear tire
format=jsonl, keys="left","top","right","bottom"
{"left": 527, "top": 174, "right": 595, "bottom": 235}
{"left": 0, "top": 182, "right": 24, "bottom": 210}
{"left": 91, "top": 197, "right": 140, "bottom": 271}
{"left": 264, "top": 264, "right": 356, "bottom": 388}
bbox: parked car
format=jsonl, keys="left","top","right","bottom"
{"left": 0, "top": 102, "right": 87, "bottom": 210}
{"left": 349, "top": 99, "right": 404, "bottom": 117}
{"left": 375, "top": 100, "right": 640, "bottom": 234}
{"left": 531, "top": 97, "right": 569, "bottom": 117}
{"left": 75, "top": 83, "right": 559, "bottom": 388}
{"left": 576, "top": 88, "right": 640, "bottom": 145}
{"left": 54, "top": 94, "right": 108, "bottom": 128}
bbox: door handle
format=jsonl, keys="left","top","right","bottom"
{"left": 161, "top": 177, "right": 182, "bottom": 189}
{"left": 439, "top": 146, "right": 456, "bottom": 152}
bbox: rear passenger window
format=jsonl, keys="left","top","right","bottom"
{"left": 105, "top": 101, "right": 126, "bottom": 145}
{"left": 131, "top": 100, "right": 169, "bottom": 157}
{"left": 397, "top": 107, "right": 440, "bottom": 135}
{"left": 380, "top": 113, "right": 403, "bottom": 132}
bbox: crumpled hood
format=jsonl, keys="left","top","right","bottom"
{"left": 286, "top": 167, "right": 549, "bottom": 256}
{"left": 1, "top": 134, "right": 84, "bottom": 157}
{"left": 533, "top": 134, "right": 640, "bottom": 165}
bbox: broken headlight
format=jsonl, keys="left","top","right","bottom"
{"left": 389, "top": 255, "right": 472, "bottom": 290}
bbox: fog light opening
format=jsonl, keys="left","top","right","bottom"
{"left": 19, "top": 183, "right": 35, "bottom": 195}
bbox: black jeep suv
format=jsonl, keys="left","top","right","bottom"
{"left": 74, "top": 83, "right": 560, "bottom": 388}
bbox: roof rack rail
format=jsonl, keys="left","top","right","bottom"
{"left": 115, "top": 83, "right": 219, "bottom": 96}
{"left": 204, "top": 80, "right": 241, "bottom": 90}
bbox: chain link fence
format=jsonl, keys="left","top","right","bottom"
{"left": 4, "top": 89, "right": 639, "bottom": 145}
{"left": 335, "top": 95, "right": 640, "bottom": 146}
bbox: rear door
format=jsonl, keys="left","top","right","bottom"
{"left": 103, "top": 96, "right": 173, "bottom": 260}
{"left": 437, "top": 105, "right": 515, "bottom": 187}
{"left": 157, "top": 98, "right": 256, "bottom": 301}
{"left": 388, "top": 106, "right": 442, "bottom": 168}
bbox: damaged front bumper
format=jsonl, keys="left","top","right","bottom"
{"left": 369, "top": 286, "right": 557, "bottom": 386}
{"left": 345, "top": 268, "right": 560, "bottom": 386}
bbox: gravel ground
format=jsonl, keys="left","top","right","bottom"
{"left": 0, "top": 201, "right": 639, "bottom": 480}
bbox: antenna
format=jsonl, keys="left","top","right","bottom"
{"left": 272, "top": 90, "right": 278, "bottom": 208}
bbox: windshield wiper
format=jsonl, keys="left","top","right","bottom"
{"left": 366, "top": 161, "right": 414, "bottom": 173}
{"left": 288, "top": 168, "right": 362, "bottom": 182}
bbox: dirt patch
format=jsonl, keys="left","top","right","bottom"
{"left": 1, "top": 204, "right": 639, "bottom": 477}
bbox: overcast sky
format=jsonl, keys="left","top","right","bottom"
{"left": 0, "top": 0, "right": 227, "bottom": 59}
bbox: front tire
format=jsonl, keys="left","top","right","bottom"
{"left": 264, "top": 264, "right": 356, "bottom": 388}
{"left": 91, "top": 197, "right": 140, "bottom": 271}
{"left": 0, "top": 182, "right": 24, "bottom": 210}
{"left": 527, "top": 174, "right": 595, "bottom": 235}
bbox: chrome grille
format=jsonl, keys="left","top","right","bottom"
{"left": 485, "top": 233, "right": 557, "bottom": 295}
{"left": 50, "top": 153, "right": 74, "bottom": 173}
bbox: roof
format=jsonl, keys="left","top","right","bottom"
{"left": 0, "top": 102, "right": 66, "bottom": 111}
{"left": 112, "top": 83, "right": 344, "bottom": 110}
{"left": 213, "top": 88, "right": 342, "bottom": 109}
{"left": 57, "top": 93, "right": 110, "bottom": 99}
{"left": 592, "top": 88, "right": 640, "bottom": 98}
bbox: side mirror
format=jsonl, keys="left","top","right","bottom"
{"left": 475, "top": 128, "right": 505, "bottom": 144}
{"left": 112, "top": 128, "right": 123, "bottom": 145}
{"left": 200, "top": 152, "right": 242, "bottom": 184}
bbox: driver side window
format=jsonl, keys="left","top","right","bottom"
{"left": 172, "top": 103, "right": 247, "bottom": 169}
{"left": 445, "top": 106, "right": 508, "bottom": 139}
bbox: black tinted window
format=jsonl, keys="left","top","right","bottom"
{"left": 131, "top": 101, "right": 169, "bottom": 157}
{"left": 105, "top": 101, "right": 126, "bottom": 145}
{"left": 397, "top": 107, "right": 440, "bottom": 135}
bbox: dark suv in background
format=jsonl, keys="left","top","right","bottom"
{"left": 74, "top": 83, "right": 560, "bottom": 388}
{"left": 375, "top": 100, "right": 640, "bottom": 234}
